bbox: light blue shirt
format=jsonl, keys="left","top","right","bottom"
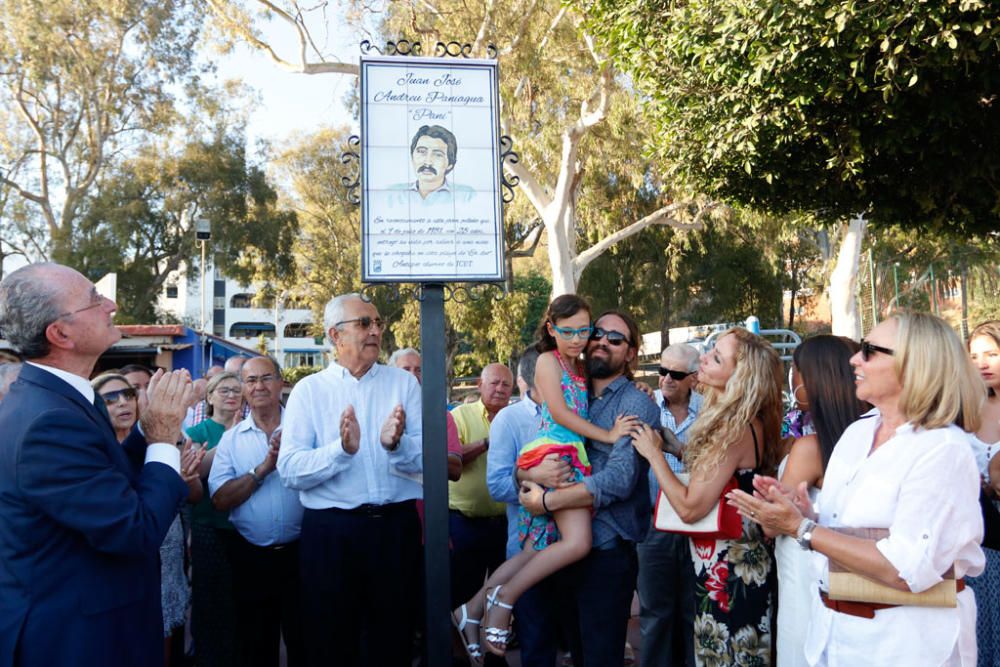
{"left": 277, "top": 362, "right": 423, "bottom": 510}
{"left": 649, "top": 389, "right": 703, "bottom": 504}
{"left": 208, "top": 412, "right": 304, "bottom": 546}
{"left": 486, "top": 393, "right": 542, "bottom": 558}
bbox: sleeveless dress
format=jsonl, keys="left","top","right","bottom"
{"left": 774, "top": 455, "right": 819, "bottom": 667}
{"left": 689, "top": 425, "right": 774, "bottom": 667}
{"left": 516, "top": 350, "right": 592, "bottom": 550}
{"left": 967, "top": 433, "right": 1000, "bottom": 667}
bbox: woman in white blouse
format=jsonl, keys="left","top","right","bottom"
{"left": 729, "top": 311, "right": 986, "bottom": 666}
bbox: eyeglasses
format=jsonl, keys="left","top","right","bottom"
{"left": 57, "top": 298, "right": 105, "bottom": 320}
{"left": 335, "top": 316, "right": 385, "bottom": 331}
{"left": 100, "top": 387, "right": 137, "bottom": 404}
{"left": 243, "top": 374, "right": 277, "bottom": 386}
{"left": 590, "top": 328, "right": 631, "bottom": 347}
{"left": 860, "top": 339, "right": 894, "bottom": 361}
{"left": 658, "top": 367, "right": 695, "bottom": 381}
{"left": 552, "top": 324, "right": 594, "bottom": 341}
{"left": 213, "top": 387, "right": 242, "bottom": 397}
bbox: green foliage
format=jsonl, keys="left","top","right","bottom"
{"left": 0, "top": 0, "right": 205, "bottom": 257}
{"left": 270, "top": 127, "right": 368, "bottom": 334}
{"left": 283, "top": 365, "right": 322, "bottom": 385}
{"left": 71, "top": 127, "right": 298, "bottom": 323}
{"left": 582, "top": 0, "right": 1000, "bottom": 232}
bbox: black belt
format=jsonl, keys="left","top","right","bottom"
{"left": 236, "top": 533, "right": 298, "bottom": 552}
{"left": 332, "top": 500, "right": 415, "bottom": 518}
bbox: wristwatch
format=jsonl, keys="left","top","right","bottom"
{"left": 796, "top": 518, "right": 817, "bottom": 551}
{"left": 248, "top": 467, "right": 264, "bottom": 487}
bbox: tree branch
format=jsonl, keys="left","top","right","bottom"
{"left": 572, "top": 202, "right": 713, "bottom": 280}
{"left": 502, "top": 149, "right": 552, "bottom": 213}
{"left": 471, "top": 0, "right": 495, "bottom": 55}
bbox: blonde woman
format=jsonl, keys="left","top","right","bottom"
{"left": 730, "top": 312, "right": 985, "bottom": 666}
{"left": 632, "top": 328, "right": 783, "bottom": 666}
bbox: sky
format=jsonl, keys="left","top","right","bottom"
{"left": 210, "top": 16, "right": 359, "bottom": 148}
{"left": 1, "top": 11, "right": 362, "bottom": 277}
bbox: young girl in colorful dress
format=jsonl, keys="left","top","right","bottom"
{"left": 451, "top": 294, "right": 640, "bottom": 662}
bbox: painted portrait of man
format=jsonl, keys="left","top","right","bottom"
{"left": 385, "top": 125, "right": 476, "bottom": 207}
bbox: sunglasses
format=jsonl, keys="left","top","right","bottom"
{"left": 590, "top": 328, "right": 631, "bottom": 347}
{"left": 552, "top": 323, "right": 594, "bottom": 341}
{"left": 658, "top": 367, "right": 695, "bottom": 381}
{"left": 100, "top": 387, "right": 137, "bottom": 404}
{"left": 335, "top": 316, "right": 385, "bottom": 331}
{"left": 860, "top": 339, "right": 894, "bottom": 361}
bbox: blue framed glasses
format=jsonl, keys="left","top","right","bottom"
{"left": 552, "top": 324, "right": 594, "bottom": 340}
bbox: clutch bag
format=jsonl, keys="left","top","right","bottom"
{"left": 653, "top": 474, "right": 742, "bottom": 539}
{"left": 827, "top": 527, "right": 958, "bottom": 607}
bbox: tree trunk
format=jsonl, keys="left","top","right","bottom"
{"left": 829, "top": 216, "right": 868, "bottom": 340}
{"left": 787, "top": 264, "right": 798, "bottom": 330}
{"left": 547, "top": 208, "right": 577, "bottom": 297}
{"left": 659, "top": 274, "right": 672, "bottom": 351}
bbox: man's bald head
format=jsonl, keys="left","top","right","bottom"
{"left": 478, "top": 363, "right": 514, "bottom": 415}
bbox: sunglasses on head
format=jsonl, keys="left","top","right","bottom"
{"left": 589, "top": 328, "right": 631, "bottom": 347}
{"left": 552, "top": 323, "right": 594, "bottom": 341}
{"left": 100, "top": 387, "right": 137, "bottom": 404}
{"left": 658, "top": 367, "right": 695, "bottom": 381}
{"left": 860, "top": 339, "right": 894, "bottom": 362}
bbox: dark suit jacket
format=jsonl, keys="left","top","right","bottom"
{"left": 0, "top": 363, "right": 188, "bottom": 667}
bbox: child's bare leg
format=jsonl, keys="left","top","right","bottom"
{"left": 483, "top": 508, "right": 592, "bottom": 653}
{"left": 456, "top": 548, "right": 536, "bottom": 621}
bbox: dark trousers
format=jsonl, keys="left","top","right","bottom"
{"left": 300, "top": 502, "right": 421, "bottom": 667}
{"left": 637, "top": 528, "right": 696, "bottom": 667}
{"left": 190, "top": 524, "right": 238, "bottom": 667}
{"left": 513, "top": 578, "right": 561, "bottom": 667}
{"left": 449, "top": 511, "right": 509, "bottom": 667}
{"left": 557, "top": 542, "right": 639, "bottom": 667}
{"left": 227, "top": 534, "right": 304, "bottom": 667}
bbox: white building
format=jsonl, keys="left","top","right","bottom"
{"left": 158, "top": 263, "right": 327, "bottom": 369}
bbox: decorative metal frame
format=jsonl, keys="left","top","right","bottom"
{"left": 360, "top": 39, "right": 422, "bottom": 56}
{"left": 340, "top": 135, "right": 361, "bottom": 204}
{"left": 345, "top": 38, "right": 517, "bottom": 299}
{"left": 499, "top": 135, "right": 519, "bottom": 203}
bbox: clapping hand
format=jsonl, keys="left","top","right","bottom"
{"left": 380, "top": 404, "right": 406, "bottom": 451}
{"left": 257, "top": 428, "right": 281, "bottom": 476}
{"left": 141, "top": 369, "right": 194, "bottom": 444}
{"left": 340, "top": 406, "right": 361, "bottom": 455}
{"left": 179, "top": 438, "right": 206, "bottom": 483}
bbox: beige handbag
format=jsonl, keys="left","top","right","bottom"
{"left": 827, "top": 527, "right": 958, "bottom": 608}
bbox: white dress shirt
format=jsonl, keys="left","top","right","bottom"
{"left": 208, "top": 412, "right": 304, "bottom": 546}
{"left": 28, "top": 361, "right": 179, "bottom": 473}
{"left": 805, "top": 409, "right": 985, "bottom": 667}
{"left": 277, "top": 361, "right": 423, "bottom": 510}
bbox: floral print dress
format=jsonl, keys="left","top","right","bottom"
{"left": 689, "top": 463, "right": 774, "bottom": 665}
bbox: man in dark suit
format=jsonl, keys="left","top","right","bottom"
{"left": 0, "top": 262, "right": 195, "bottom": 667}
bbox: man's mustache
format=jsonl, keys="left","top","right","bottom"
{"left": 417, "top": 165, "right": 438, "bottom": 176}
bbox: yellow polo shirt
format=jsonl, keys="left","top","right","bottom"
{"left": 449, "top": 399, "right": 507, "bottom": 518}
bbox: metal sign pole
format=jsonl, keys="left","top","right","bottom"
{"left": 420, "top": 283, "right": 450, "bottom": 667}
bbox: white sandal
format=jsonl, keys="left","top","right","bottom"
{"left": 483, "top": 585, "right": 514, "bottom": 656}
{"left": 451, "top": 604, "right": 483, "bottom": 665}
